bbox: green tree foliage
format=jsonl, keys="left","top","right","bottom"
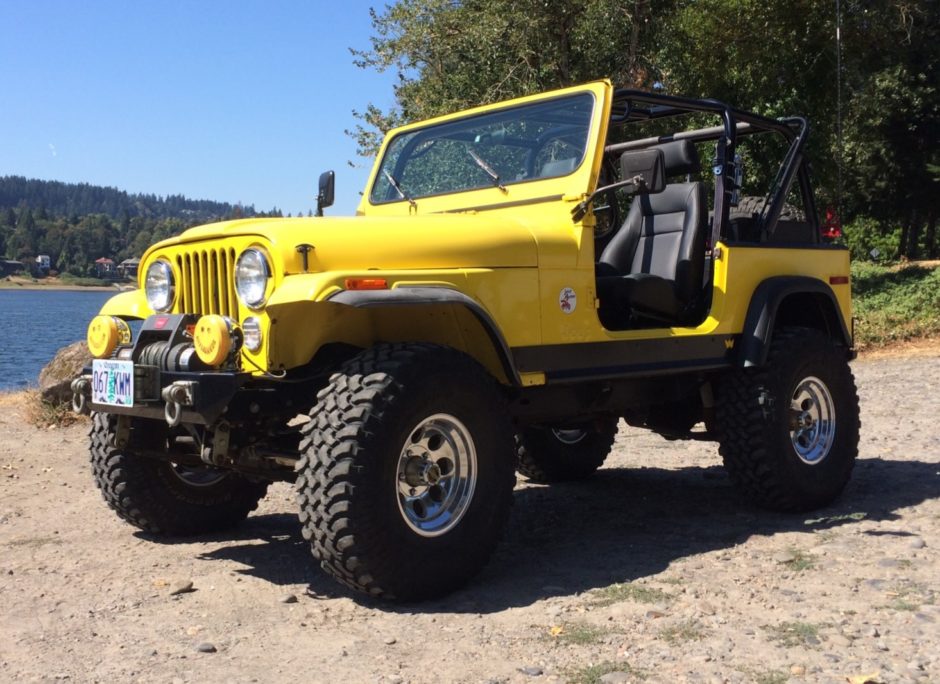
{"left": 839, "top": 1, "right": 938, "bottom": 258}
{"left": 0, "top": 176, "right": 260, "bottom": 223}
{"left": 0, "top": 178, "right": 284, "bottom": 275}
{"left": 351, "top": 0, "right": 938, "bottom": 259}
{"left": 347, "top": 0, "right": 667, "bottom": 156}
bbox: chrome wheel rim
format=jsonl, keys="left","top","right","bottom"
{"left": 551, "top": 428, "right": 587, "bottom": 445}
{"left": 396, "top": 413, "right": 477, "bottom": 537}
{"left": 789, "top": 376, "right": 836, "bottom": 465}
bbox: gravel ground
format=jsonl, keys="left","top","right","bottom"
{"left": 1, "top": 351, "right": 938, "bottom": 684}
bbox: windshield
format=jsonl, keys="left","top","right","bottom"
{"left": 370, "top": 92, "right": 595, "bottom": 205}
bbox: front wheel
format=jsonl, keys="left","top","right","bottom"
{"left": 715, "top": 327, "right": 860, "bottom": 512}
{"left": 90, "top": 413, "right": 269, "bottom": 535}
{"left": 295, "top": 343, "right": 515, "bottom": 600}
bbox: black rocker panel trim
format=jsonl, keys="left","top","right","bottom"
{"left": 512, "top": 334, "right": 736, "bottom": 383}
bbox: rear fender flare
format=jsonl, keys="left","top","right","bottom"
{"left": 740, "top": 276, "right": 852, "bottom": 367}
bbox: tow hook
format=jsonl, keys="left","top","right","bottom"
{"left": 71, "top": 375, "right": 92, "bottom": 415}
{"left": 161, "top": 381, "right": 197, "bottom": 427}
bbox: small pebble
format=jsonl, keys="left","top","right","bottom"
{"left": 520, "top": 666, "right": 543, "bottom": 676}
{"left": 599, "top": 673, "right": 633, "bottom": 684}
{"left": 169, "top": 581, "right": 195, "bottom": 596}
{"left": 790, "top": 665, "right": 806, "bottom": 676}
{"left": 910, "top": 537, "right": 926, "bottom": 549}
{"left": 387, "top": 676, "right": 403, "bottom": 684}
{"left": 280, "top": 594, "right": 298, "bottom": 604}
{"left": 384, "top": 636, "right": 397, "bottom": 645}
{"left": 195, "top": 642, "right": 216, "bottom": 653}
{"left": 829, "top": 634, "right": 852, "bottom": 648}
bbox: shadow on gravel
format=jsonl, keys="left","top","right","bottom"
{"left": 151, "top": 456, "right": 940, "bottom": 612}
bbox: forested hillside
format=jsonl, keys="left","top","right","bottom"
{"left": 0, "top": 176, "right": 255, "bottom": 222}
{"left": 0, "top": 176, "right": 283, "bottom": 276}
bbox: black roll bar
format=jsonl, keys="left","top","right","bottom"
{"left": 607, "top": 89, "right": 814, "bottom": 243}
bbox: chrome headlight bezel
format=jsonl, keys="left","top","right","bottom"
{"left": 144, "top": 260, "right": 175, "bottom": 312}
{"left": 235, "top": 248, "right": 271, "bottom": 310}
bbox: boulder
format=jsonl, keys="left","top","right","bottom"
{"left": 39, "top": 341, "right": 91, "bottom": 405}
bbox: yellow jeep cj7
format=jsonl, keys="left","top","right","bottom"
{"left": 73, "top": 81, "right": 860, "bottom": 600}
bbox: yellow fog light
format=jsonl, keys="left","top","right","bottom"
{"left": 87, "top": 316, "right": 131, "bottom": 359}
{"left": 193, "top": 315, "right": 240, "bottom": 366}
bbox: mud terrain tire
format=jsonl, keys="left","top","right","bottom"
{"left": 515, "top": 418, "right": 618, "bottom": 483}
{"left": 90, "top": 413, "right": 268, "bottom": 535}
{"left": 295, "top": 343, "right": 515, "bottom": 601}
{"left": 715, "top": 327, "right": 860, "bottom": 512}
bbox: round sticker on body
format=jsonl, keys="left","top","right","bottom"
{"left": 559, "top": 287, "right": 577, "bottom": 314}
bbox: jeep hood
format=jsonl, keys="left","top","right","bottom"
{"left": 153, "top": 215, "right": 540, "bottom": 270}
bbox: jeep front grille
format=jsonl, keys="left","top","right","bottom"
{"left": 174, "top": 247, "right": 239, "bottom": 319}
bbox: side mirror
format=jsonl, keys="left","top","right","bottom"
{"left": 570, "top": 149, "right": 665, "bottom": 223}
{"left": 316, "top": 170, "right": 335, "bottom": 217}
{"left": 619, "top": 149, "right": 665, "bottom": 195}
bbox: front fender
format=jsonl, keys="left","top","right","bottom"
{"left": 328, "top": 286, "right": 520, "bottom": 385}
{"left": 98, "top": 289, "right": 152, "bottom": 319}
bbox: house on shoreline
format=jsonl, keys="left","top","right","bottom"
{"left": 94, "top": 257, "right": 116, "bottom": 278}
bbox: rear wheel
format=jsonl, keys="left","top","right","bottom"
{"left": 715, "top": 327, "right": 860, "bottom": 511}
{"left": 295, "top": 343, "right": 515, "bottom": 600}
{"left": 515, "top": 418, "right": 618, "bottom": 483}
{"left": 90, "top": 413, "right": 268, "bottom": 535}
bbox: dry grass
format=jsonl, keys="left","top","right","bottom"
{"left": 591, "top": 582, "right": 672, "bottom": 607}
{"left": 19, "top": 390, "right": 86, "bottom": 428}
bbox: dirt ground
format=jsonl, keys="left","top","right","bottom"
{"left": 1, "top": 351, "right": 938, "bottom": 684}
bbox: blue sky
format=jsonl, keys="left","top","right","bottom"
{"left": 0, "top": 1, "right": 398, "bottom": 215}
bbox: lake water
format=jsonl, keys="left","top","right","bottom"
{"left": 0, "top": 289, "right": 116, "bottom": 391}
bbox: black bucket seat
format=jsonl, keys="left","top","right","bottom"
{"left": 596, "top": 140, "right": 707, "bottom": 325}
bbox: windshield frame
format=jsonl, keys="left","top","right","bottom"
{"left": 366, "top": 91, "right": 598, "bottom": 207}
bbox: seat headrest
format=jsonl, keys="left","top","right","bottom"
{"left": 654, "top": 140, "right": 700, "bottom": 176}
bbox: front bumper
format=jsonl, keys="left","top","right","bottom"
{"left": 74, "top": 312, "right": 254, "bottom": 425}
{"left": 74, "top": 366, "right": 252, "bottom": 425}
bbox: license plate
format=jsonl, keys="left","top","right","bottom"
{"left": 91, "top": 359, "right": 135, "bottom": 407}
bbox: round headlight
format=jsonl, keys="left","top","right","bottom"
{"left": 235, "top": 248, "right": 271, "bottom": 309}
{"left": 145, "top": 260, "right": 175, "bottom": 312}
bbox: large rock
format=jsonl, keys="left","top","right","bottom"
{"left": 39, "top": 341, "right": 91, "bottom": 405}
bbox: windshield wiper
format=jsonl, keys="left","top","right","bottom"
{"left": 467, "top": 149, "right": 507, "bottom": 193}
{"left": 383, "top": 170, "right": 417, "bottom": 209}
